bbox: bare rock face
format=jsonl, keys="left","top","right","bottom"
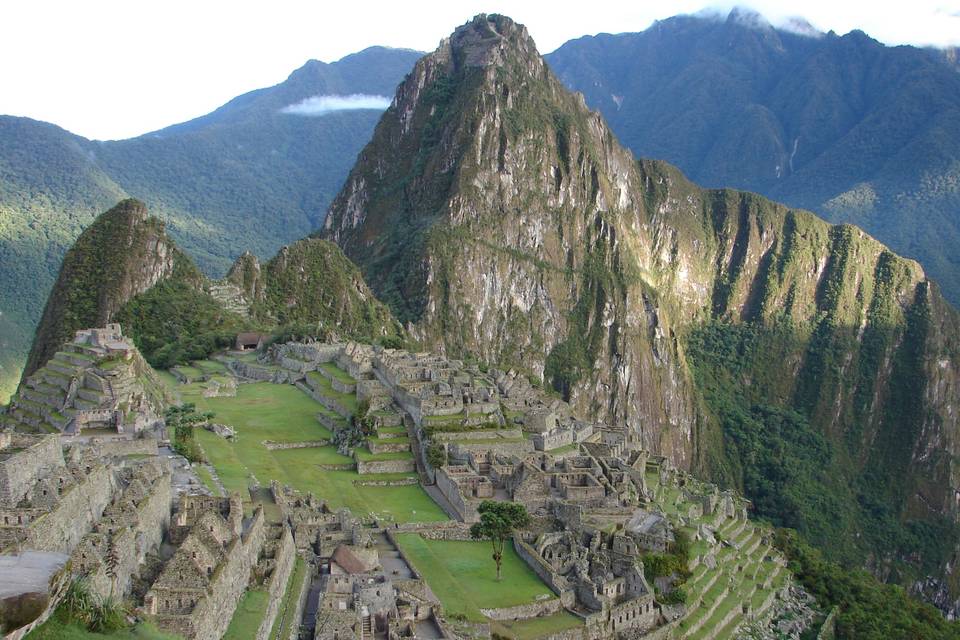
{"left": 323, "top": 13, "right": 960, "bottom": 596}
{"left": 23, "top": 199, "right": 181, "bottom": 380}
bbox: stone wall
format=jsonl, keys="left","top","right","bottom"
{"left": 431, "top": 428, "right": 523, "bottom": 441}
{"left": 255, "top": 525, "right": 297, "bottom": 640}
{"left": 433, "top": 467, "right": 474, "bottom": 522}
{"left": 263, "top": 440, "right": 329, "bottom": 451}
{"left": 77, "top": 466, "right": 172, "bottom": 600}
{"left": 0, "top": 434, "right": 63, "bottom": 507}
{"left": 480, "top": 597, "right": 562, "bottom": 620}
{"left": 67, "top": 437, "right": 159, "bottom": 459}
{"left": 513, "top": 538, "right": 568, "bottom": 597}
{"left": 355, "top": 459, "right": 416, "bottom": 475}
{"left": 367, "top": 440, "right": 410, "bottom": 454}
{"left": 24, "top": 465, "right": 115, "bottom": 554}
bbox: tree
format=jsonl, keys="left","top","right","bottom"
{"left": 469, "top": 501, "right": 530, "bottom": 581}
{"left": 165, "top": 403, "right": 213, "bottom": 462}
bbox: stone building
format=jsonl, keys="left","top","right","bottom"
{"left": 70, "top": 459, "right": 172, "bottom": 599}
{"left": 0, "top": 433, "right": 116, "bottom": 554}
{"left": 144, "top": 504, "right": 266, "bottom": 640}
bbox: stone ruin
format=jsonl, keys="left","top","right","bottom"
{"left": 3, "top": 324, "right": 165, "bottom": 436}
{"left": 272, "top": 483, "right": 447, "bottom": 640}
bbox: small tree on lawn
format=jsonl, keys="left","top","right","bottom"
{"left": 469, "top": 500, "right": 530, "bottom": 581}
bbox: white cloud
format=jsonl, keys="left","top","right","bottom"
{"left": 280, "top": 94, "right": 393, "bottom": 116}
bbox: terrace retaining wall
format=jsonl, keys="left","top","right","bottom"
{"left": 356, "top": 459, "right": 415, "bottom": 474}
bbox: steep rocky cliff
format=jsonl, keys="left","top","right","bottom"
{"left": 23, "top": 199, "right": 182, "bottom": 379}
{"left": 323, "top": 14, "right": 960, "bottom": 593}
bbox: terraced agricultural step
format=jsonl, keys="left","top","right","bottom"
{"left": 47, "top": 360, "right": 81, "bottom": 377}
{"left": 77, "top": 388, "right": 105, "bottom": 403}
{"left": 713, "top": 610, "right": 745, "bottom": 640}
{"left": 40, "top": 370, "right": 71, "bottom": 390}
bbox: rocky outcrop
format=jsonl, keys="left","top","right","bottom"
{"left": 322, "top": 13, "right": 960, "bottom": 597}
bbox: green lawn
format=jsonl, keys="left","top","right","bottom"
{"left": 270, "top": 557, "right": 308, "bottom": 640}
{"left": 223, "top": 588, "right": 270, "bottom": 640}
{"left": 174, "top": 381, "right": 445, "bottom": 524}
{"left": 173, "top": 365, "right": 204, "bottom": 379}
{"left": 354, "top": 448, "right": 413, "bottom": 462}
{"left": 194, "top": 359, "right": 227, "bottom": 374}
{"left": 394, "top": 534, "right": 555, "bottom": 621}
{"left": 493, "top": 611, "right": 583, "bottom": 640}
{"left": 25, "top": 615, "right": 179, "bottom": 640}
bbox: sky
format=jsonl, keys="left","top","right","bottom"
{"left": 3, "top": 0, "right": 959, "bottom": 141}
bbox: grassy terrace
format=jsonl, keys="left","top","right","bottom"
{"left": 319, "top": 361, "right": 356, "bottom": 384}
{"left": 367, "top": 435, "right": 411, "bottom": 445}
{"left": 25, "top": 616, "right": 179, "bottom": 640}
{"left": 168, "top": 369, "right": 445, "bottom": 523}
{"left": 223, "top": 588, "right": 270, "bottom": 640}
{"left": 354, "top": 447, "right": 413, "bottom": 462}
{"left": 194, "top": 359, "right": 228, "bottom": 374}
{"left": 173, "top": 365, "right": 205, "bottom": 379}
{"left": 494, "top": 612, "right": 584, "bottom": 640}
{"left": 394, "top": 534, "right": 558, "bottom": 622}
{"left": 269, "top": 557, "right": 308, "bottom": 640}
{"left": 306, "top": 371, "right": 358, "bottom": 414}
{"left": 377, "top": 425, "right": 407, "bottom": 434}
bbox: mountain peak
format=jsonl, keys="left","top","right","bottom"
{"left": 445, "top": 14, "right": 537, "bottom": 68}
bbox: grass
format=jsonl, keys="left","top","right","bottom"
{"left": 354, "top": 448, "right": 413, "bottom": 462}
{"left": 306, "top": 372, "right": 358, "bottom": 415}
{"left": 270, "top": 556, "right": 308, "bottom": 640}
{"left": 196, "top": 465, "right": 222, "bottom": 496}
{"left": 194, "top": 359, "right": 227, "bottom": 374}
{"left": 222, "top": 588, "right": 270, "bottom": 640}
{"left": 25, "top": 615, "right": 179, "bottom": 640}
{"left": 394, "top": 534, "right": 555, "bottom": 622}
{"left": 171, "top": 380, "right": 445, "bottom": 524}
{"left": 319, "top": 362, "right": 356, "bottom": 385}
{"left": 545, "top": 443, "right": 579, "bottom": 455}
{"left": 173, "top": 365, "right": 204, "bottom": 379}
{"left": 376, "top": 425, "right": 406, "bottom": 434}
{"left": 492, "top": 611, "right": 583, "bottom": 640}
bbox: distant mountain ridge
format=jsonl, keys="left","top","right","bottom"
{"left": 0, "top": 46, "right": 421, "bottom": 401}
{"left": 544, "top": 9, "right": 960, "bottom": 305}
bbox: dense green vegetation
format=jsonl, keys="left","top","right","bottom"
{"left": 546, "top": 11, "right": 960, "bottom": 306}
{"left": 114, "top": 278, "right": 248, "bottom": 369}
{"left": 253, "top": 238, "right": 403, "bottom": 342}
{"left": 686, "top": 320, "right": 957, "bottom": 571}
{"left": 165, "top": 403, "right": 212, "bottom": 462}
{"left": 775, "top": 529, "right": 960, "bottom": 640}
